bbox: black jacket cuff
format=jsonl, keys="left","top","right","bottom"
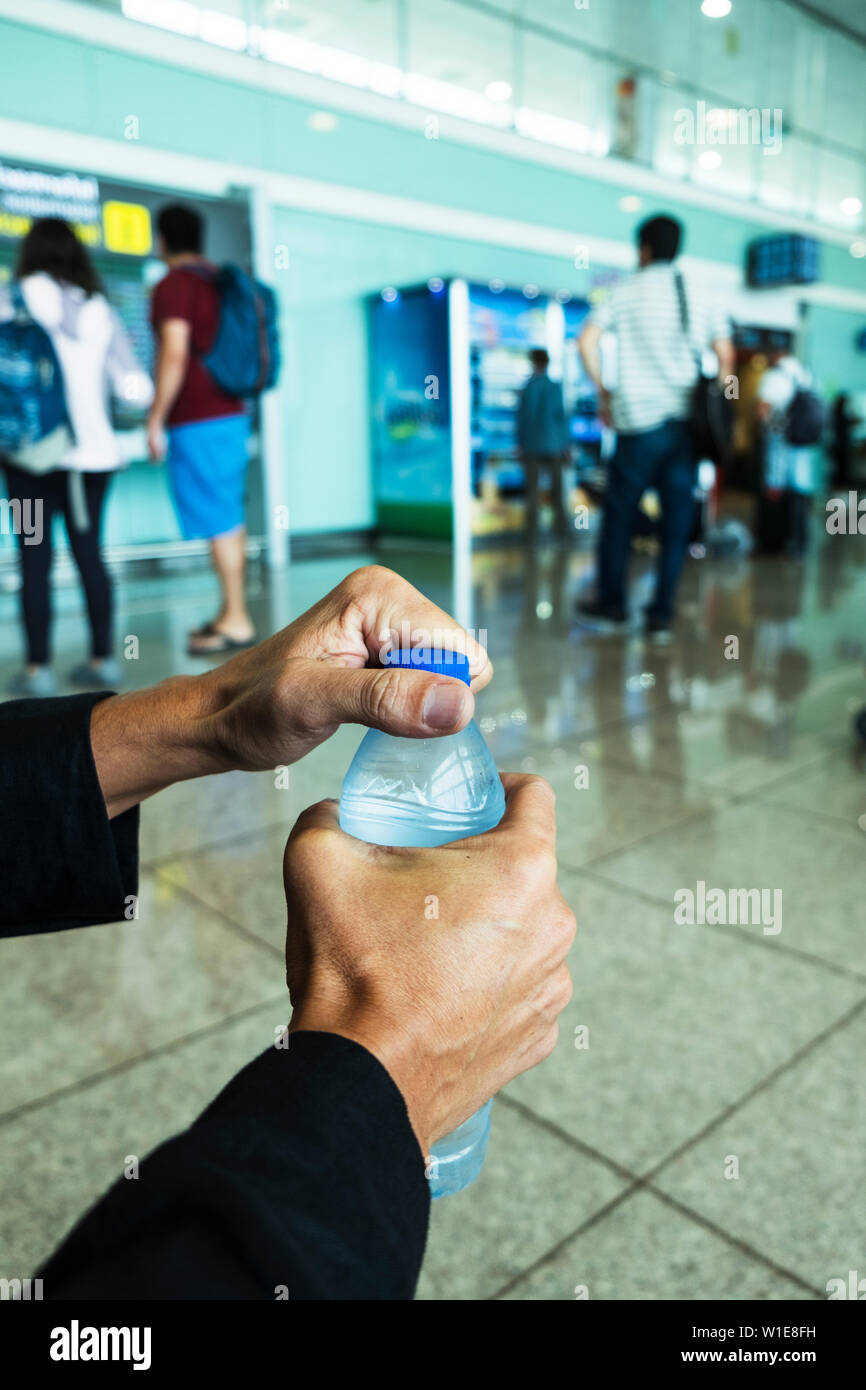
{"left": 0, "top": 693, "right": 139, "bottom": 936}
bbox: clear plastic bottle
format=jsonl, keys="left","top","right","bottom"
{"left": 339, "top": 647, "right": 505, "bottom": 1197}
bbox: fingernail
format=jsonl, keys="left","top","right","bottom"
{"left": 423, "top": 681, "right": 466, "bottom": 730}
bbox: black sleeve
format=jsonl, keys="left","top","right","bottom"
{"left": 38, "top": 1032, "right": 431, "bottom": 1300}
{"left": 0, "top": 693, "right": 139, "bottom": 937}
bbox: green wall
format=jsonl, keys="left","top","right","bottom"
{"left": 805, "top": 304, "right": 866, "bottom": 399}
{"left": 1, "top": 15, "right": 864, "bottom": 535}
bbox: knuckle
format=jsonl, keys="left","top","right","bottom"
{"left": 555, "top": 902, "right": 578, "bottom": 951}
{"left": 285, "top": 814, "right": 339, "bottom": 863}
{"left": 533, "top": 1021, "right": 559, "bottom": 1066}
{"left": 341, "top": 563, "right": 394, "bottom": 601}
{"left": 513, "top": 841, "right": 558, "bottom": 892}
{"left": 523, "top": 773, "right": 556, "bottom": 804}
{"left": 553, "top": 964, "right": 574, "bottom": 1013}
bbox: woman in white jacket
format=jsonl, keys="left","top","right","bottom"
{"left": 1, "top": 218, "right": 152, "bottom": 696}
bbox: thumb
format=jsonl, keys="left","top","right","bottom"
{"left": 313, "top": 663, "right": 474, "bottom": 738}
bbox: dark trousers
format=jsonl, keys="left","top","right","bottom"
{"left": 598, "top": 417, "right": 696, "bottom": 622}
{"left": 3, "top": 464, "right": 113, "bottom": 665}
{"left": 524, "top": 454, "right": 569, "bottom": 539}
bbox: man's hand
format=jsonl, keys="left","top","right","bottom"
{"left": 146, "top": 414, "right": 166, "bottom": 462}
{"left": 597, "top": 388, "right": 613, "bottom": 429}
{"left": 90, "top": 566, "right": 493, "bottom": 817}
{"left": 283, "top": 775, "right": 575, "bottom": 1156}
{"left": 202, "top": 565, "right": 492, "bottom": 774}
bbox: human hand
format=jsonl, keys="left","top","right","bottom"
{"left": 146, "top": 415, "right": 166, "bottom": 463}
{"left": 201, "top": 565, "right": 493, "bottom": 773}
{"left": 90, "top": 566, "right": 491, "bottom": 818}
{"left": 283, "top": 775, "right": 575, "bottom": 1156}
{"left": 597, "top": 389, "right": 613, "bottom": 429}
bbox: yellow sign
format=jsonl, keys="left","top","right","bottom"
{"left": 102, "top": 200, "right": 152, "bottom": 256}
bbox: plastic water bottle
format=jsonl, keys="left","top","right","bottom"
{"left": 339, "top": 647, "right": 506, "bottom": 1197}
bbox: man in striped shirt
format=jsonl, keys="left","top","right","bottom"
{"left": 577, "top": 215, "right": 733, "bottom": 642}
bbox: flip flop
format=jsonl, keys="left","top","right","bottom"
{"left": 187, "top": 622, "right": 256, "bottom": 655}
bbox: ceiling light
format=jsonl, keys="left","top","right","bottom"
{"left": 404, "top": 73, "right": 505, "bottom": 125}
{"left": 850, "top": 240, "right": 866, "bottom": 259}
{"left": 381, "top": 287, "right": 399, "bottom": 303}
{"left": 698, "top": 150, "right": 722, "bottom": 170}
{"left": 317, "top": 45, "right": 370, "bottom": 88}
{"left": 706, "top": 106, "right": 737, "bottom": 129}
{"left": 523, "top": 284, "right": 539, "bottom": 299}
{"left": 122, "top": 0, "right": 198, "bottom": 36}
{"left": 308, "top": 111, "right": 338, "bottom": 132}
{"left": 427, "top": 277, "right": 445, "bottom": 293}
{"left": 619, "top": 195, "right": 642, "bottom": 212}
{"left": 485, "top": 80, "right": 512, "bottom": 103}
{"left": 489, "top": 278, "right": 505, "bottom": 293}
{"left": 199, "top": 10, "right": 248, "bottom": 50}
{"left": 840, "top": 196, "right": 863, "bottom": 216}
{"left": 515, "top": 106, "right": 596, "bottom": 154}
{"left": 369, "top": 62, "right": 404, "bottom": 98}
{"left": 701, "top": 0, "right": 732, "bottom": 17}
{"left": 555, "top": 289, "right": 573, "bottom": 303}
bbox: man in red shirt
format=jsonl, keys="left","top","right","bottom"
{"left": 148, "top": 204, "right": 254, "bottom": 654}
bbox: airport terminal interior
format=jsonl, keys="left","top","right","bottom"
{"left": 1, "top": 0, "right": 866, "bottom": 1303}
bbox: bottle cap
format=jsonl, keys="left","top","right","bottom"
{"left": 383, "top": 647, "right": 471, "bottom": 687}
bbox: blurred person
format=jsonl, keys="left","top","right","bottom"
{"left": 0, "top": 218, "right": 152, "bottom": 697}
{"left": 0, "top": 565, "right": 575, "bottom": 1299}
{"left": 148, "top": 203, "right": 254, "bottom": 655}
{"left": 517, "top": 347, "right": 571, "bottom": 541}
{"left": 831, "top": 390, "right": 860, "bottom": 489}
{"left": 755, "top": 348, "right": 820, "bottom": 558}
{"left": 577, "top": 214, "right": 733, "bottom": 643}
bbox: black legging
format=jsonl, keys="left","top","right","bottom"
{"left": 3, "top": 464, "right": 113, "bottom": 666}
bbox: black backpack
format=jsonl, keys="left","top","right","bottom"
{"left": 785, "top": 386, "right": 825, "bottom": 446}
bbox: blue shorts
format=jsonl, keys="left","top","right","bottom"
{"left": 167, "top": 414, "right": 249, "bottom": 540}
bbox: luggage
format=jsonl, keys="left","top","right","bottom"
{"left": 755, "top": 489, "right": 790, "bottom": 554}
{"left": 755, "top": 489, "right": 809, "bottom": 556}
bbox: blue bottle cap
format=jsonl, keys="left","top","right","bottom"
{"left": 383, "top": 647, "right": 471, "bottom": 687}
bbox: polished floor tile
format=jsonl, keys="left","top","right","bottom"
{"left": 417, "top": 1103, "right": 626, "bottom": 1301}
{"left": 652, "top": 1009, "right": 866, "bottom": 1294}
{"left": 498, "top": 1189, "right": 815, "bottom": 1301}
{"left": 0, "top": 870, "right": 283, "bottom": 1119}
{"left": 590, "top": 797, "right": 866, "bottom": 976}
{"left": 504, "top": 872, "right": 865, "bottom": 1172}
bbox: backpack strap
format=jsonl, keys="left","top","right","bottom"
{"left": 173, "top": 263, "right": 221, "bottom": 360}
{"left": 673, "top": 269, "right": 703, "bottom": 375}
{"left": 10, "top": 280, "right": 31, "bottom": 323}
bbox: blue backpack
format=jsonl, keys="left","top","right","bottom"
{"left": 0, "top": 283, "right": 73, "bottom": 471}
{"left": 192, "top": 264, "right": 280, "bottom": 398}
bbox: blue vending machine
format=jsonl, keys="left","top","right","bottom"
{"left": 369, "top": 279, "right": 593, "bottom": 544}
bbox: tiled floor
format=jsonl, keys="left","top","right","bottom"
{"left": 1, "top": 517, "right": 865, "bottom": 1300}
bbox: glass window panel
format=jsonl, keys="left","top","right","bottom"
{"left": 521, "top": 30, "right": 613, "bottom": 155}
{"left": 254, "top": 0, "right": 400, "bottom": 67}
{"left": 757, "top": 132, "right": 818, "bottom": 220}
{"left": 406, "top": 0, "right": 515, "bottom": 99}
